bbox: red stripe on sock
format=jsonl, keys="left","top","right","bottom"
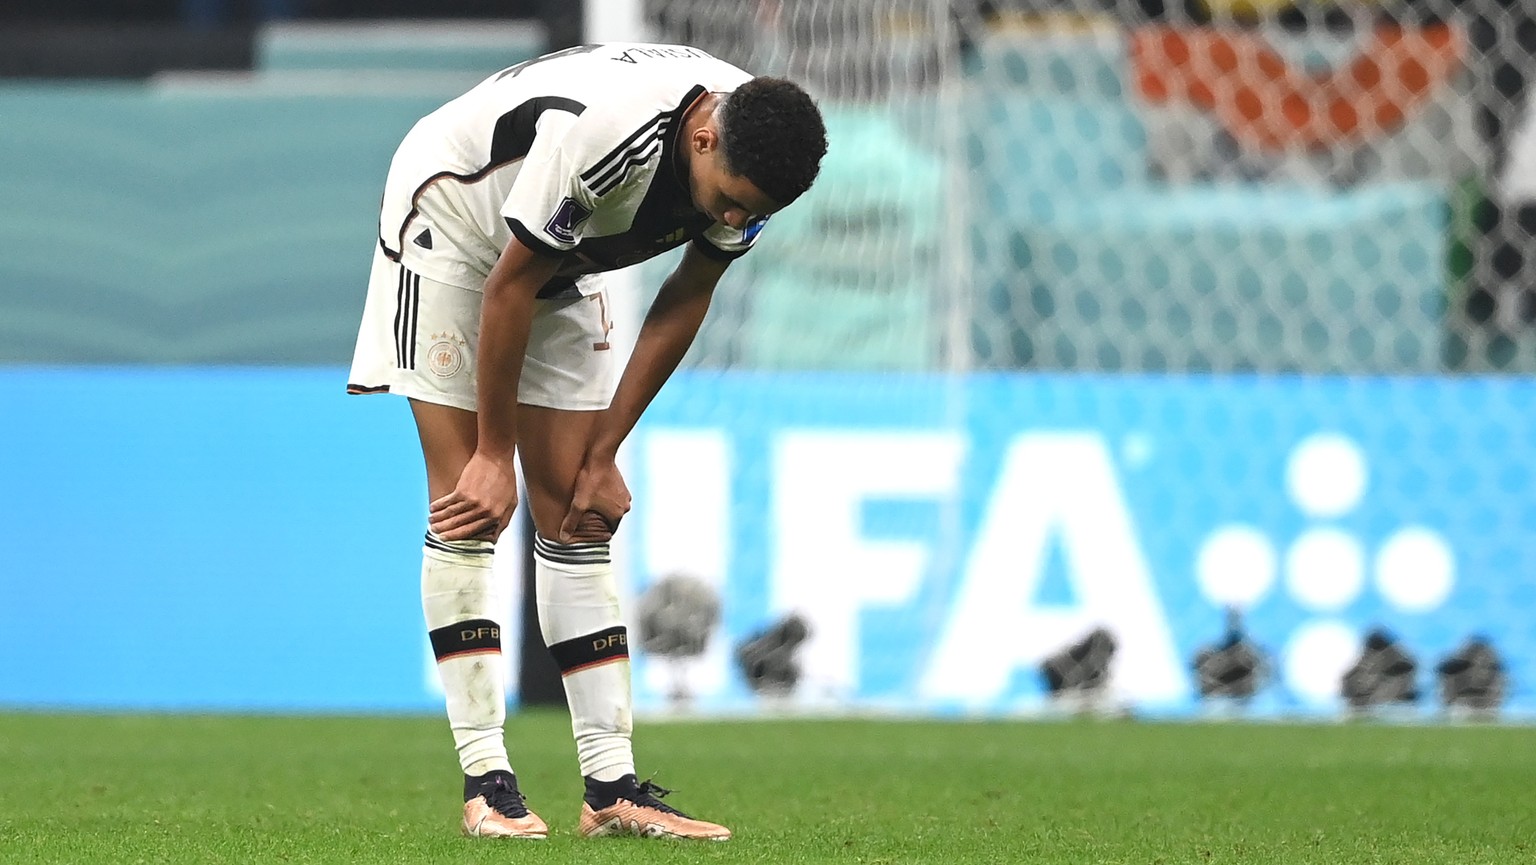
{"left": 436, "top": 648, "right": 502, "bottom": 662}
{"left": 560, "top": 655, "right": 629, "bottom": 676}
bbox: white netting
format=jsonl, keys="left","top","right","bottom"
{"left": 644, "top": 0, "right": 1536, "bottom": 372}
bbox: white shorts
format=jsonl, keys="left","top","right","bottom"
{"left": 347, "top": 247, "right": 617, "bottom": 412}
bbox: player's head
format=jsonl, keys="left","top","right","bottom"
{"left": 685, "top": 77, "right": 827, "bottom": 229}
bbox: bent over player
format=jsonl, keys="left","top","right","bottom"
{"left": 346, "top": 43, "right": 827, "bottom": 841}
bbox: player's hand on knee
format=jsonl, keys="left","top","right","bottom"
{"left": 430, "top": 452, "right": 519, "bottom": 541}
{"left": 558, "top": 462, "right": 631, "bottom": 543}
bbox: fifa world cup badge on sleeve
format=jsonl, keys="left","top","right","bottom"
{"left": 546, "top": 197, "right": 594, "bottom": 244}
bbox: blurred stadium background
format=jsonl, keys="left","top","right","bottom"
{"left": 5, "top": 0, "right": 1536, "bottom": 727}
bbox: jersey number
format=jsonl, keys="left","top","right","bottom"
{"left": 494, "top": 44, "right": 601, "bottom": 81}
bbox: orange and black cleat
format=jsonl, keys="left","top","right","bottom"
{"left": 461, "top": 770, "right": 548, "bottom": 839}
{"left": 578, "top": 775, "right": 731, "bottom": 841}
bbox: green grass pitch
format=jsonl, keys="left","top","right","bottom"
{"left": 1, "top": 709, "right": 1531, "bottom": 864}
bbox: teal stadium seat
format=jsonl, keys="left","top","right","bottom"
{"left": 256, "top": 21, "right": 543, "bottom": 79}
{"left": 0, "top": 23, "right": 544, "bottom": 365}
{"left": 0, "top": 85, "right": 451, "bottom": 363}
{"left": 965, "top": 29, "right": 1447, "bottom": 373}
{"left": 0, "top": 26, "right": 1447, "bottom": 373}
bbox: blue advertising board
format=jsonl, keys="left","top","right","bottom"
{"left": 0, "top": 368, "right": 436, "bottom": 710}
{"left": 2, "top": 368, "right": 1533, "bottom": 717}
{"left": 626, "top": 373, "right": 1536, "bottom": 717}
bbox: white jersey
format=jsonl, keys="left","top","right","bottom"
{"left": 378, "top": 43, "right": 760, "bottom": 297}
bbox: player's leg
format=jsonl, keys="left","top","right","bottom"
{"left": 515, "top": 292, "right": 730, "bottom": 841}
{"left": 411, "top": 399, "right": 546, "bottom": 839}
{"left": 350, "top": 251, "right": 544, "bottom": 839}
{"left": 516, "top": 402, "right": 633, "bottom": 778}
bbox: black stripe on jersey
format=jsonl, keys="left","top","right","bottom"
{"left": 407, "top": 271, "right": 420, "bottom": 369}
{"left": 489, "top": 95, "right": 589, "bottom": 166}
{"left": 583, "top": 82, "right": 703, "bottom": 182}
{"left": 395, "top": 268, "right": 421, "bottom": 370}
{"left": 580, "top": 113, "right": 666, "bottom": 181}
{"left": 581, "top": 113, "right": 667, "bottom": 186}
{"left": 580, "top": 83, "right": 704, "bottom": 198}
{"left": 380, "top": 97, "right": 587, "bottom": 259}
{"left": 399, "top": 267, "right": 411, "bottom": 368}
{"left": 587, "top": 131, "right": 667, "bottom": 197}
{"left": 505, "top": 216, "right": 565, "bottom": 259}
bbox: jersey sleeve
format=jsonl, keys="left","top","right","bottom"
{"left": 501, "top": 111, "right": 599, "bottom": 257}
{"left": 692, "top": 214, "right": 770, "bottom": 261}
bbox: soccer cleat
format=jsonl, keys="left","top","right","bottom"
{"left": 461, "top": 770, "right": 548, "bottom": 839}
{"left": 578, "top": 775, "right": 731, "bottom": 841}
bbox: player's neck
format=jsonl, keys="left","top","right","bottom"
{"left": 674, "top": 91, "right": 723, "bottom": 178}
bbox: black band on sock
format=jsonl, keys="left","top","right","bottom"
{"left": 429, "top": 618, "right": 502, "bottom": 661}
{"left": 548, "top": 626, "right": 628, "bottom": 675}
{"left": 533, "top": 533, "right": 610, "bottom": 565}
{"left": 425, "top": 532, "right": 494, "bottom": 556}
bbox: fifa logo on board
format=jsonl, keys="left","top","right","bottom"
{"left": 1194, "top": 433, "right": 1457, "bottom": 705}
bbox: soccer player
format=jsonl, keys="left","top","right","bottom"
{"left": 345, "top": 43, "right": 827, "bottom": 841}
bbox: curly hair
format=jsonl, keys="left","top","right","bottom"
{"left": 718, "top": 77, "right": 828, "bottom": 206}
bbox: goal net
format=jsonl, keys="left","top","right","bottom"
{"left": 616, "top": 0, "right": 1536, "bottom": 717}
{"left": 645, "top": 0, "right": 1536, "bottom": 373}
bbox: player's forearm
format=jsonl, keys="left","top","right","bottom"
{"left": 474, "top": 275, "right": 535, "bottom": 460}
{"left": 474, "top": 238, "right": 562, "bottom": 458}
{"left": 587, "top": 273, "right": 713, "bottom": 461}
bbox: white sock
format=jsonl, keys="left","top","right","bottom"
{"left": 421, "top": 531, "right": 511, "bottom": 778}
{"left": 533, "top": 534, "right": 635, "bottom": 783}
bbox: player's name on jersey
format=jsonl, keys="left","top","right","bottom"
{"left": 614, "top": 46, "right": 712, "bottom": 64}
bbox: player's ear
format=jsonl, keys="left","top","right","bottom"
{"left": 693, "top": 126, "right": 717, "bottom": 155}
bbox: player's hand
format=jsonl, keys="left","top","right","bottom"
{"left": 430, "top": 452, "right": 519, "bottom": 541}
{"left": 558, "top": 460, "right": 631, "bottom": 543}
